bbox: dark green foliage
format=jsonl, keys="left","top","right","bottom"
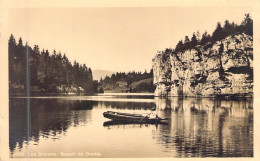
{"left": 9, "top": 35, "right": 96, "bottom": 95}
{"left": 165, "top": 48, "right": 172, "bottom": 52}
{"left": 100, "top": 69, "right": 154, "bottom": 92}
{"left": 184, "top": 36, "right": 190, "bottom": 49}
{"left": 212, "top": 22, "right": 225, "bottom": 41}
{"left": 184, "top": 36, "right": 190, "bottom": 44}
{"left": 191, "top": 32, "right": 198, "bottom": 47}
{"left": 174, "top": 40, "right": 184, "bottom": 53}
{"left": 223, "top": 20, "right": 237, "bottom": 37}
{"left": 101, "top": 69, "right": 153, "bottom": 86}
{"left": 18, "top": 38, "right": 23, "bottom": 47}
{"left": 200, "top": 31, "right": 211, "bottom": 46}
{"left": 131, "top": 79, "right": 155, "bottom": 93}
{"left": 172, "top": 13, "right": 253, "bottom": 54}
{"left": 98, "top": 87, "right": 104, "bottom": 93}
{"left": 162, "top": 52, "right": 170, "bottom": 62}
{"left": 8, "top": 34, "right": 16, "bottom": 46}
{"left": 241, "top": 13, "right": 253, "bottom": 36}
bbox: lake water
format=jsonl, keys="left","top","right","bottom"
{"left": 9, "top": 93, "right": 253, "bottom": 158}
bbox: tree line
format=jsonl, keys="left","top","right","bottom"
{"left": 172, "top": 13, "right": 253, "bottom": 53}
{"left": 98, "top": 69, "right": 154, "bottom": 93}
{"left": 100, "top": 69, "right": 153, "bottom": 86}
{"left": 9, "top": 35, "right": 97, "bottom": 94}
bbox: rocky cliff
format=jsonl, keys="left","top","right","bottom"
{"left": 152, "top": 33, "right": 253, "bottom": 97}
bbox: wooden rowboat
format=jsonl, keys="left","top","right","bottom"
{"left": 103, "top": 111, "right": 169, "bottom": 123}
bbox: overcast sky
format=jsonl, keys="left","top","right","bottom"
{"left": 9, "top": 7, "right": 251, "bottom": 72}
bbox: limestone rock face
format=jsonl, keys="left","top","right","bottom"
{"left": 152, "top": 33, "right": 253, "bottom": 97}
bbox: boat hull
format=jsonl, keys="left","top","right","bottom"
{"left": 103, "top": 111, "right": 165, "bottom": 123}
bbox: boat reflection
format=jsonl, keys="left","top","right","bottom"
{"left": 103, "top": 120, "right": 168, "bottom": 128}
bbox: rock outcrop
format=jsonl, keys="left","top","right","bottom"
{"left": 152, "top": 33, "right": 253, "bottom": 97}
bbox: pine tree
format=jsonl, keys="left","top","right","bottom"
{"left": 191, "top": 32, "right": 198, "bottom": 47}
{"left": 175, "top": 40, "right": 183, "bottom": 52}
{"left": 18, "top": 38, "right": 23, "bottom": 47}
{"left": 201, "top": 31, "right": 210, "bottom": 45}
{"left": 150, "top": 68, "right": 153, "bottom": 77}
{"left": 184, "top": 36, "right": 190, "bottom": 44}
{"left": 8, "top": 34, "right": 16, "bottom": 47}
{"left": 184, "top": 36, "right": 190, "bottom": 49}
{"left": 241, "top": 13, "right": 253, "bottom": 36}
{"left": 212, "top": 22, "right": 224, "bottom": 41}
{"left": 33, "top": 45, "right": 40, "bottom": 55}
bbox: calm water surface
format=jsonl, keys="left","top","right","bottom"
{"left": 9, "top": 93, "right": 253, "bottom": 158}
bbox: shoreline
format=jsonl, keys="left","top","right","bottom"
{"left": 9, "top": 92, "right": 253, "bottom": 100}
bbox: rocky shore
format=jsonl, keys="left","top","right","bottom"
{"left": 152, "top": 33, "right": 253, "bottom": 97}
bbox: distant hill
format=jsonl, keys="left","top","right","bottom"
{"left": 130, "top": 78, "right": 154, "bottom": 93}
{"left": 98, "top": 70, "right": 155, "bottom": 93}
{"left": 92, "top": 69, "right": 114, "bottom": 81}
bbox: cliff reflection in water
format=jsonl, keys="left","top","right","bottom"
{"left": 9, "top": 99, "right": 96, "bottom": 154}
{"left": 9, "top": 96, "right": 253, "bottom": 157}
{"left": 153, "top": 97, "right": 253, "bottom": 157}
